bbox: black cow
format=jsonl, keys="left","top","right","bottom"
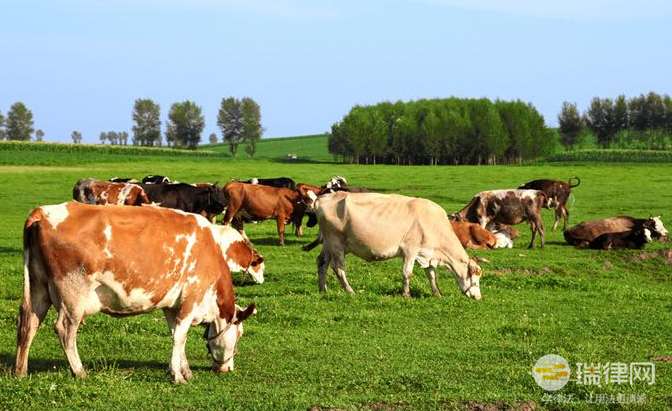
{"left": 241, "top": 177, "right": 296, "bottom": 190}
{"left": 141, "top": 183, "right": 226, "bottom": 221}
{"left": 142, "top": 175, "right": 172, "bottom": 184}
{"left": 109, "top": 177, "right": 138, "bottom": 183}
{"left": 589, "top": 227, "right": 652, "bottom": 250}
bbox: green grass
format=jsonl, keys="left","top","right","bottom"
{"left": 205, "top": 134, "right": 332, "bottom": 162}
{"left": 546, "top": 149, "right": 672, "bottom": 163}
{"left": 0, "top": 154, "right": 671, "bottom": 410}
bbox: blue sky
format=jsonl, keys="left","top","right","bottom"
{"left": 1, "top": 0, "right": 670, "bottom": 142}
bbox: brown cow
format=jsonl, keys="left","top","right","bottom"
{"left": 564, "top": 216, "right": 668, "bottom": 247}
{"left": 449, "top": 220, "right": 497, "bottom": 250}
{"left": 16, "top": 202, "right": 258, "bottom": 383}
{"left": 454, "top": 189, "right": 547, "bottom": 248}
{"left": 222, "top": 182, "right": 308, "bottom": 245}
{"left": 518, "top": 177, "right": 580, "bottom": 231}
{"left": 73, "top": 178, "right": 149, "bottom": 206}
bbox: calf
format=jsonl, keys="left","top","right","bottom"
{"left": 564, "top": 216, "right": 668, "bottom": 247}
{"left": 454, "top": 189, "right": 547, "bottom": 248}
{"left": 141, "top": 183, "right": 227, "bottom": 221}
{"left": 449, "top": 220, "right": 497, "bottom": 250}
{"left": 222, "top": 182, "right": 307, "bottom": 245}
{"left": 518, "top": 177, "right": 580, "bottom": 231}
{"left": 73, "top": 179, "right": 150, "bottom": 206}
{"left": 16, "top": 202, "right": 257, "bottom": 383}
{"left": 589, "top": 228, "right": 652, "bottom": 250}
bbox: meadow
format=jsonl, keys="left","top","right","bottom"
{"left": 0, "top": 143, "right": 670, "bottom": 410}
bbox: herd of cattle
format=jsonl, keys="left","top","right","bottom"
{"left": 15, "top": 174, "right": 668, "bottom": 383}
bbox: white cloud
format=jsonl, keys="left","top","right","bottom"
{"left": 417, "top": 0, "right": 672, "bottom": 20}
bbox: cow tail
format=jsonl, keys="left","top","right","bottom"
{"left": 21, "top": 209, "right": 43, "bottom": 314}
{"left": 569, "top": 176, "right": 581, "bottom": 188}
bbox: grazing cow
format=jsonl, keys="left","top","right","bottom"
{"left": 518, "top": 177, "right": 581, "bottom": 231}
{"left": 73, "top": 179, "right": 150, "bottom": 206}
{"left": 141, "top": 183, "right": 227, "bottom": 222}
{"left": 16, "top": 202, "right": 257, "bottom": 383}
{"left": 449, "top": 220, "right": 497, "bottom": 250}
{"left": 304, "top": 191, "right": 483, "bottom": 299}
{"left": 222, "top": 182, "right": 307, "bottom": 245}
{"left": 564, "top": 216, "right": 668, "bottom": 247}
{"left": 589, "top": 227, "right": 653, "bottom": 250}
{"left": 142, "top": 175, "right": 172, "bottom": 184}
{"left": 454, "top": 189, "right": 547, "bottom": 248}
{"left": 241, "top": 177, "right": 296, "bottom": 190}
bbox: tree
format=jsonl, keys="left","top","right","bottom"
{"left": 71, "top": 131, "right": 82, "bottom": 144}
{"left": 557, "top": 101, "right": 584, "bottom": 148}
{"left": 119, "top": 131, "right": 129, "bottom": 145}
{"left": 99, "top": 132, "right": 107, "bottom": 144}
{"left": 132, "top": 98, "right": 161, "bottom": 146}
{"left": 0, "top": 110, "right": 5, "bottom": 140}
{"left": 218, "top": 97, "right": 244, "bottom": 156}
{"left": 585, "top": 97, "right": 616, "bottom": 146}
{"left": 34, "top": 129, "right": 44, "bottom": 142}
{"left": 166, "top": 100, "right": 204, "bottom": 148}
{"left": 241, "top": 97, "right": 263, "bottom": 157}
{"left": 209, "top": 132, "right": 218, "bottom": 144}
{"left": 6, "top": 102, "right": 34, "bottom": 141}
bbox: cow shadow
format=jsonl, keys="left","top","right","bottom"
{"left": 252, "top": 237, "right": 305, "bottom": 246}
{"left": 0, "top": 246, "right": 21, "bottom": 255}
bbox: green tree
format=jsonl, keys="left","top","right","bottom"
{"left": 0, "top": 111, "right": 5, "bottom": 140}
{"left": 241, "top": 97, "right": 263, "bottom": 157}
{"left": 71, "top": 130, "right": 82, "bottom": 144}
{"left": 132, "top": 98, "right": 161, "bottom": 146}
{"left": 613, "top": 95, "right": 629, "bottom": 132}
{"left": 423, "top": 111, "right": 443, "bottom": 165}
{"left": 585, "top": 97, "right": 615, "bottom": 146}
{"left": 218, "top": 97, "right": 244, "bottom": 156}
{"left": 119, "top": 131, "right": 129, "bottom": 145}
{"left": 99, "top": 132, "right": 107, "bottom": 144}
{"left": 557, "top": 101, "right": 584, "bottom": 148}
{"left": 6, "top": 102, "right": 34, "bottom": 141}
{"left": 166, "top": 101, "right": 204, "bottom": 149}
{"left": 34, "top": 129, "right": 44, "bottom": 142}
{"left": 209, "top": 132, "right": 218, "bottom": 144}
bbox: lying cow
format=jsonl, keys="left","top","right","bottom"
{"left": 489, "top": 223, "right": 520, "bottom": 249}
{"left": 73, "top": 178, "right": 150, "bottom": 206}
{"left": 589, "top": 227, "right": 652, "bottom": 250}
{"left": 142, "top": 175, "right": 172, "bottom": 184}
{"left": 449, "top": 220, "right": 497, "bottom": 250}
{"left": 16, "top": 202, "right": 258, "bottom": 383}
{"left": 222, "top": 182, "right": 308, "bottom": 245}
{"left": 564, "top": 216, "right": 668, "bottom": 247}
{"left": 142, "top": 183, "right": 226, "bottom": 222}
{"left": 518, "top": 177, "right": 580, "bottom": 231}
{"left": 305, "top": 191, "right": 483, "bottom": 299}
{"left": 240, "top": 177, "right": 296, "bottom": 190}
{"left": 454, "top": 189, "right": 547, "bottom": 248}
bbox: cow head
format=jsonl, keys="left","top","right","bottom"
{"left": 324, "top": 176, "right": 348, "bottom": 192}
{"left": 205, "top": 303, "right": 257, "bottom": 373}
{"left": 454, "top": 259, "right": 482, "bottom": 300}
{"left": 646, "top": 216, "right": 668, "bottom": 240}
{"left": 211, "top": 225, "right": 265, "bottom": 284}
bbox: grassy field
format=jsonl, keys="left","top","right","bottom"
{"left": 0, "top": 150, "right": 670, "bottom": 410}
{"left": 205, "top": 134, "right": 332, "bottom": 163}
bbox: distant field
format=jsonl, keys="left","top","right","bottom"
{"left": 0, "top": 149, "right": 670, "bottom": 409}
{"left": 205, "top": 134, "right": 332, "bottom": 163}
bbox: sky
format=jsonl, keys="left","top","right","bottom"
{"left": 1, "top": 0, "right": 671, "bottom": 143}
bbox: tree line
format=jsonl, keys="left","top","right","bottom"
{"left": 328, "top": 98, "right": 556, "bottom": 165}
{"left": 559, "top": 92, "right": 672, "bottom": 150}
{"left": 0, "top": 98, "right": 263, "bottom": 155}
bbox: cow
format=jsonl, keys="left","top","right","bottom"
{"left": 518, "top": 177, "right": 581, "bottom": 231}
{"left": 564, "top": 216, "right": 668, "bottom": 247}
{"left": 141, "top": 183, "right": 227, "bottom": 222}
{"left": 589, "top": 227, "right": 653, "bottom": 250}
{"left": 15, "top": 202, "right": 258, "bottom": 383}
{"left": 449, "top": 220, "right": 497, "bottom": 250}
{"left": 142, "top": 175, "right": 172, "bottom": 184}
{"left": 489, "top": 223, "right": 520, "bottom": 249}
{"left": 304, "top": 191, "right": 483, "bottom": 299}
{"left": 109, "top": 177, "right": 138, "bottom": 183}
{"left": 73, "top": 179, "right": 150, "bottom": 206}
{"left": 222, "top": 182, "right": 307, "bottom": 245}
{"left": 453, "top": 189, "right": 547, "bottom": 249}
{"left": 240, "top": 177, "right": 296, "bottom": 190}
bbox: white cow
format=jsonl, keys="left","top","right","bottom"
{"left": 305, "top": 191, "right": 483, "bottom": 299}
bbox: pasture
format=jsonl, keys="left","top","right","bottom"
{"left": 0, "top": 152, "right": 670, "bottom": 410}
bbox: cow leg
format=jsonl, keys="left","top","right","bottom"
{"left": 163, "top": 309, "right": 192, "bottom": 381}
{"left": 562, "top": 206, "right": 569, "bottom": 231}
{"left": 54, "top": 308, "right": 86, "bottom": 378}
{"left": 424, "top": 266, "right": 442, "bottom": 297}
{"left": 401, "top": 256, "right": 415, "bottom": 297}
{"left": 330, "top": 251, "right": 354, "bottom": 294}
{"left": 317, "top": 249, "right": 331, "bottom": 292}
{"left": 15, "top": 285, "right": 51, "bottom": 377}
{"left": 169, "top": 319, "right": 191, "bottom": 384}
{"left": 276, "top": 218, "right": 286, "bottom": 246}
{"left": 552, "top": 208, "right": 561, "bottom": 231}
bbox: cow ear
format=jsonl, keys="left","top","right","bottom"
{"left": 234, "top": 303, "right": 257, "bottom": 324}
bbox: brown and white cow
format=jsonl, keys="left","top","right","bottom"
{"left": 73, "top": 178, "right": 150, "bottom": 206}
{"left": 16, "top": 202, "right": 258, "bottom": 383}
{"left": 449, "top": 220, "right": 497, "bottom": 250}
{"left": 222, "top": 182, "right": 309, "bottom": 245}
{"left": 564, "top": 216, "right": 668, "bottom": 247}
{"left": 454, "top": 189, "right": 547, "bottom": 249}
{"left": 518, "top": 177, "right": 580, "bottom": 231}
{"left": 305, "top": 191, "right": 483, "bottom": 299}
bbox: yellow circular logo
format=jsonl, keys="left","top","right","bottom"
{"left": 532, "top": 354, "right": 570, "bottom": 391}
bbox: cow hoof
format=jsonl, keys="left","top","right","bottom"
{"left": 181, "top": 367, "right": 193, "bottom": 381}
{"left": 74, "top": 370, "right": 88, "bottom": 379}
{"left": 172, "top": 375, "right": 187, "bottom": 385}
